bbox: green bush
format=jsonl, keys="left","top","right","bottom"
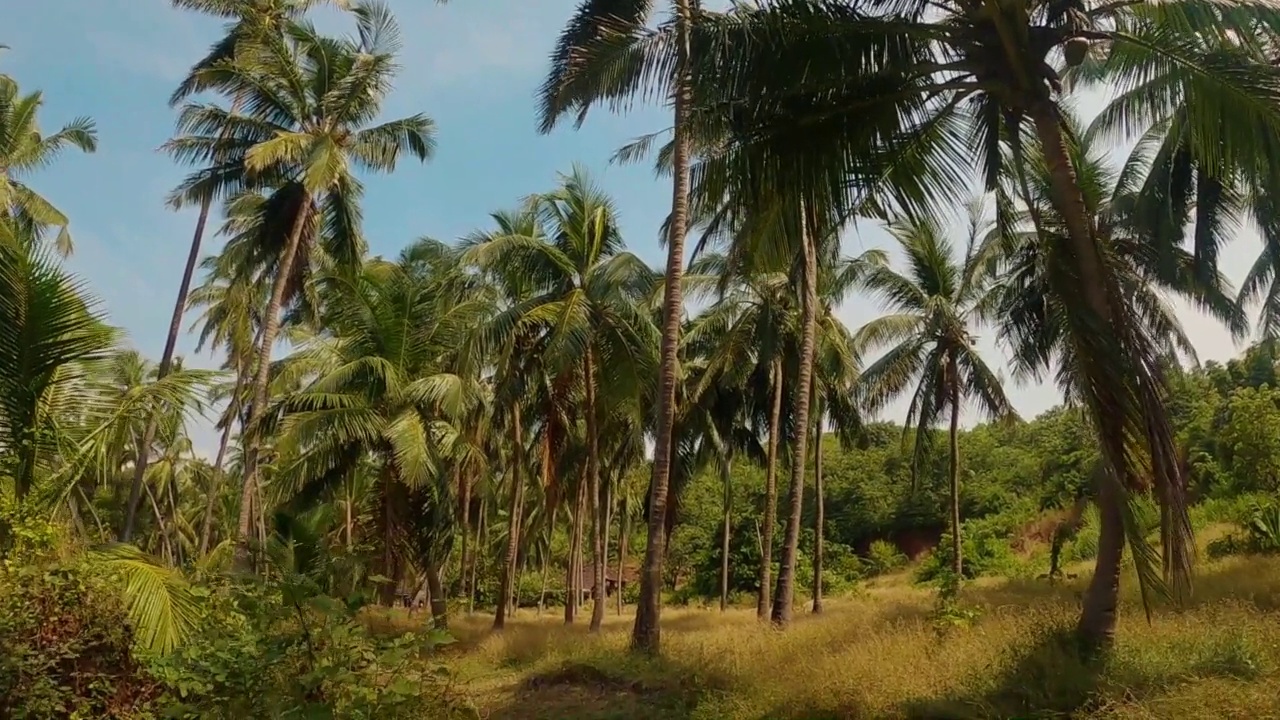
{"left": 148, "top": 577, "right": 471, "bottom": 719}
{"left": 915, "top": 528, "right": 1023, "bottom": 583}
{"left": 865, "top": 540, "right": 907, "bottom": 576}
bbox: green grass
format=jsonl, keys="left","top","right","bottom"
{"left": 378, "top": 549, "right": 1280, "bottom": 719}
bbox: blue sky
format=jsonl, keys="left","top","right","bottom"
{"left": 4, "top": 0, "right": 1260, "bottom": 453}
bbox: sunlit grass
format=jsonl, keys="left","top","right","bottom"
{"left": 387, "top": 551, "right": 1280, "bottom": 719}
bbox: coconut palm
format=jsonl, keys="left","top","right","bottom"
{"left": 463, "top": 168, "right": 657, "bottom": 632}
{"left": 0, "top": 79, "right": 96, "bottom": 256}
{"left": 990, "top": 122, "right": 1244, "bottom": 648}
{"left": 164, "top": 5, "right": 435, "bottom": 562}
{"left": 123, "top": 0, "right": 349, "bottom": 541}
{"left": 855, "top": 208, "right": 1018, "bottom": 584}
{"left": 267, "top": 246, "right": 486, "bottom": 607}
{"left": 539, "top": 0, "right": 700, "bottom": 652}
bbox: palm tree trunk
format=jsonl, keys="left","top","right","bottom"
{"left": 584, "top": 349, "right": 607, "bottom": 632}
{"left": 617, "top": 502, "right": 629, "bottom": 615}
{"left": 567, "top": 473, "right": 587, "bottom": 624}
{"left": 1078, "top": 470, "right": 1125, "bottom": 652}
{"left": 812, "top": 393, "right": 825, "bottom": 614}
{"left": 235, "top": 193, "right": 311, "bottom": 567}
{"left": 949, "top": 374, "right": 963, "bottom": 580}
{"left": 494, "top": 402, "right": 526, "bottom": 631}
{"left": 771, "top": 204, "right": 819, "bottom": 627}
{"left": 632, "top": 0, "right": 693, "bottom": 656}
{"left": 1029, "top": 102, "right": 1140, "bottom": 646}
{"left": 458, "top": 468, "right": 471, "bottom": 603}
{"left": 122, "top": 194, "right": 216, "bottom": 542}
{"left": 199, "top": 371, "right": 247, "bottom": 556}
{"left": 427, "top": 563, "right": 447, "bottom": 629}
{"left": 720, "top": 449, "right": 733, "bottom": 612}
{"left": 758, "top": 356, "right": 784, "bottom": 620}
{"left": 470, "top": 497, "right": 485, "bottom": 615}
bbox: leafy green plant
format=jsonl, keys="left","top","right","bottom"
{"left": 865, "top": 540, "right": 907, "bottom": 576}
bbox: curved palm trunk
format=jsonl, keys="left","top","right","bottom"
{"left": 812, "top": 394, "right": 824, "bottom": 614}
{"left": 469, "top": 497, "right": 485, "bottom": 615}
{"left": 584, "top": 349, "right": 607, "bottom": 632}
{"left": 949, "top": 371, "right": 963, "bottom": 580}
{"left": 235, "top": 194, "right": 311, "bottom": 567}
{"left": 122, "top": 181, "right": 215, "bottom": 542}
{"left": 771, "top": 207, "right": 819, "bottom": 627}
{"left": 758, "top": 356, "right": 784, "bottom": 620}
{"left": 1078, "top": 470, "right": 1125, "bottom": 652}
{"left": 632, "top": 0, "right": 693, "bottom": 655}
{"left": 720, "top": 449, "right": 733, "bottom": 612}
{"left": 1029, "top": 102, "right": 1144, "bottom": 645}
{"left": 494, "top": 402, "right": 526, "bottom": 631}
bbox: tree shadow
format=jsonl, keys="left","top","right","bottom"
{"left": 485, "top": 656, "right": 722, "bottom": 720}
{"left": 903, "top": 624, "right": 1108, "bottom": 720}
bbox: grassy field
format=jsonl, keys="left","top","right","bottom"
{"left": 372, "top": 551, "right": 1280, "bottom": 720}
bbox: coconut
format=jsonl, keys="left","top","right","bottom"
{"left": 1063, "top": 37, "right": 1090, "bottom": 67}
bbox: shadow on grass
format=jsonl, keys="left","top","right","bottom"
{"left": 902, "top": 619, "right": 1267, "bottom": 720}
{"left": 485, "top": 654, "right": 728, "bottom": 720}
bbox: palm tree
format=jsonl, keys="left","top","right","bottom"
{"left": 124, "top": 0, "right": 347, "bottom": 542}
{"left": 268, "top": 245, "right": 486, "bottom": 613}
{"left": 855, "top": 208, "right": 1017, "bottom": 583}
{"left": 990, "top": 122, "right": 1243, "bottom": 648}
{"left": 186, "top": 261, "right": 266, "bottom": 554}
{"left": 165, "top": 5, "right": 435, "bottom": 562}
{"left": 685, "top": 252, "right": 792, "bottom": 618}
{"left": 0, "top": 230, "right": 114, "bottom": 501}
{"left": 539, "top": 0, "right": 698, "bottom": 653}
{"left": 0, "top": 78, "right": 96, "bottom": 256}
{"left": 464, "top": 168, "right": 657, "bottom": 633}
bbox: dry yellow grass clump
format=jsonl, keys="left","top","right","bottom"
{"left": 400, "top": 554, "right": 1280, "bottom": 720}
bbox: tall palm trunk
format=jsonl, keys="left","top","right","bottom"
{"left": 199, "top": 370, "right": 247, "bottom": 556}
{"left": 584, "top": 349, "right": 607, "bottom": 632}
{"left": 771, "top": 206, "right": 819, "bottom": 627}
{"left": 812, "top": 393, "right": 824, "bottom": 614}
{"left": 122, "top": 181, "right": 216, "bottom": 542}
{"left": 458, "top": 468, "right": 471, "bottom": 603}
{"left": 948, "top": 371, "right": 963, "bottom": 579}
{"left": 469, "top": 497, "right": 485, "bottom": 615}
{"left": 617, "top": 502, "right": 629, "bottom": 615}
{"left": 235, "top": 194, "right": 311, "bottom": 566}
{"left": 632, "top": 0, "right": 693, "bottom": 655}
{"left": 720, "top": 448, "right": 733, "bottom": 612}
{"left": 567, "top": 472, "right": 587, "bottom": 623}
{"left": 494, "top": 402, "right": 526, "bottom": 630}
{"left": 1078, "top": 469, "right": 1125, "bottom": 651}
{"left": 758, "top": 356, "right": 784, "bottom": 620}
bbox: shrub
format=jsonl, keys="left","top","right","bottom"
{"left": 865, "top": 540, "right": 907, "bottom": 576}
{"left": 915, "top": 529, "right": 1023, "bottom": 583}
{"left": 148, "top": 577, "right": 471, "bottom": 719}
{"left": 0, "top": 512, "right": 160, "bottom": 718}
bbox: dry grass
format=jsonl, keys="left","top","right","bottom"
{"left": 388, "top": 552, "right": 1280, "bottom": 720}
